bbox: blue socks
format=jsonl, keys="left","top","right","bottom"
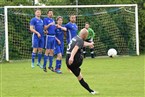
{"left": 49, "top": 56, "right": 53, "bottom": 68}
{"left": 55, "top": 60, "right": 60, "bottom": 70}
{"left": 43, "top": 55, "right": 48, "bottom": 68}
{"left": 38, "top": 52, "right": 42, "bottom": 64}
{"left": 58, "top": 60, "right": 62, "bottom": 69}
{"left": 55, "top": 60, "right": 61, "bottom": 70}
{"left": 43, "top": 55, "right": 54, "bottom": 68}
{"left": 32, "top": 52, "right": 36, "bottom": 64}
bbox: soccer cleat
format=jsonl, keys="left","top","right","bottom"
{"left": 90, "top": 91, "right": 99, "bottom": 95}
{"left": 31, "top": 63, "right": 35, "bottom": 68}
{"left": 55, "top": 69, "right": 62, "bottom": 74}
{"left": 91, "top": 54, "right": 95, "bottom": 58}
{"left": 48, "top": 67, "right": 55, "bottom": 72}
{"left": 37, "top": 63, "right": 43, "bottom": 69}
{"left": 43, "top": 67, "right": 47, "bottom": 72}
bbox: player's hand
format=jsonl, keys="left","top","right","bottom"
{"left": 91, "top": 42, "right": 94, "bottom": 44}
{"left": 44, "top": 30, "right": 48, "bottom": 34}
{"left": 37, "top": 33, "right": 41, "bottom": 38}
{"left": 89, "top": 42, "right": 94, "bottom": 48}
{"left": 56, "top": 24, "right": 61, "bottom": 28}
{"left": 68, "top": 57, "right": 74, "bottom": 65}
{"left": 49, "top": 22, "right": 55, "bottom": 26}
{"left": 57, "top": 40, "right": 61, "bottom": 45}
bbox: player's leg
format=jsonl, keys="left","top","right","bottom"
{"left": 66, "top": 54, "right": 97, "bottom": 94}
{"left": 58, "top": 44, "right": 64, "bottom": 70}
{"left": 43, "top": 35, "right": 50, "bottom": 72}
{"left": 90, "top": 46, "right": 95, "bottom": 58}
{"left": 77, "top": 72, "right": 97, "bottom": 94}
{"left": 48, "top": 49, "right": 54, "bottom": 71}
{"left": 83, "top": 47, "right": 86, "bottom": 58}
{"left": 31, "top": 37, "right": 38, "bottom": 68}
{"left": 37, "top": 48, "right": 43, "bottom": 68}
{"left": 31, "top": 48, "right": 37, "bottom": 68}
{"left": 37, "top": 38, "right": 44, "bottom": 68}
{"left": 48, "top": 37, "right": 55, "bottom": 72}
{"left": 70, "top": 67, "right": 97, "bottom": 94}
{"left": 43, "top": 49, "right": 50, "bottom": 72}
{"left": 55, "top": 53, "right": 62, "bottom": 74}
{"left": 55, "top": 45, "right": 62, "bottom": 73}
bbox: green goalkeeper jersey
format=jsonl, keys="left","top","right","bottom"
{"left": 78, "top": 28, "right": 95, "bottom": 40}
{"left": 87, "top": 28, "right": 95, "bottom": 40}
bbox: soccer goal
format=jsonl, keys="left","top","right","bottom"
{"left": 3, "top": 4, "right": 139, "bottom": 61}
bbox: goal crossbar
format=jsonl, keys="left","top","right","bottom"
{"left": 4, "top": 4, "right": 137, "bottom": 8}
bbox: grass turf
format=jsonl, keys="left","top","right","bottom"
{"left": 0, "top": 55, "right": 144, "bottom": 97}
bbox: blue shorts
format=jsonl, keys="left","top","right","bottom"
{"left": 55, "top": 44, "right": 64, "bottom": 55}
{"left": 45, "top": 35, "right": 56, "bottom": 49}
{"left": 32, "top": 34, "right": 44, "bottom": 48}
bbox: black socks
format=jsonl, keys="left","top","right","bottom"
{"left": 79, "top": 78, "right": 93, "bottom": 93}
{"left": 90, "top": 48, "right": 94, "bottom": 58}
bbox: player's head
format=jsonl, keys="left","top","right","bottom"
{"left": 69, "top": 15, "right": 76, "bottom": 23}
{"left": 79, "top": 28, "right": 88, "bottom": 40}
{"left": 56, "top": 16, "right": 63, "bottom": 25}
{"left": 47, "top": 10, "right": 53, "bottom": 18}
{"left": 35, "top": 9, "right": 41, "bottom": 17}
{"left": 85, "top": 22, "right": 90, "bottom": 29}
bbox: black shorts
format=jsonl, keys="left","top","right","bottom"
{"left": 66, "top": 54, "right": 83, "bottom": 77}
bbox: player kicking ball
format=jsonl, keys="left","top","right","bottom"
{"left": 66, "top": 28, "right": 98, "bottom": 94}
{"left": 54, "top": 16, "right": 67, "bottom": 74}
{"left": 30, "top": 9, "right": 44, "bottom": 68}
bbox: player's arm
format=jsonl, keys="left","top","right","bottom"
{"left": 30, "top": 26, "right": 41, "bottom": 38}
{"left": 44, "top": 22, "right": 54, "bottom": 30}
{"left": 68, "top": 45, "right": 79, "bottom": 65}
{"left": 60, "top": 25, "right": 67, "bottom": 37}
{"left": 84, "top": 41, "right": 94, "bottom": 48}
{"left": 55, "top": 37, "right": 61, "bottom": 45}
{"left": 65, "top": 23, "right": 71, "bottom": 32}
{"left": 43, "top": 18, "right": 54, "bottom": 30}
{"left": 56, "top": 25, "right": 67, "bottom": 31}
{"left": 61, "top": 27, "right": 67, "bottom": 31}
{"left": 90, "top": 28, "right": 95, "bottom": 41}
{"left": 63, "top": 24, "right": 69, "bottom": 37}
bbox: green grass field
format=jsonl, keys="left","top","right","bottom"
{"left": 0, "top": 55, "right": 144, "bottom": 97}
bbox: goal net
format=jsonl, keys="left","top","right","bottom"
{"left": 0, "top": 8, "right": 5, "bottom": 62}
{"left": 3, "top": 5, "right": 139, "bottom": 61}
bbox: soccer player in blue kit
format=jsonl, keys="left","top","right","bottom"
{"left": 65, "top": 15, "right": 78, "bottom": 44}
{"left": 43, "top": 10, "right": 56, "bottom": 72}
{"left": 55, "top": 16, "right": 67, "bottom": 74}
{"left": 30, "top": 9, "right": 44, "bottom": 68}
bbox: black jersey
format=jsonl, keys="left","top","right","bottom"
{"left": 67, "top": 35, "right": 84, "bottom": 55}
{"left": 66, "top": 36, "right": 84, "bottom": 75}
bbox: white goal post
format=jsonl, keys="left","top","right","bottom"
{"left": 4, "top": 4, "right": 139, "bottom": 61}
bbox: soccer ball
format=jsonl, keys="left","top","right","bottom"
{"left": 107, "top": 48, "right": 117, "bottom": 57}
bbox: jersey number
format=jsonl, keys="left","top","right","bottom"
{"left": 67, "top": 40, "right": 73, "bottom": 51}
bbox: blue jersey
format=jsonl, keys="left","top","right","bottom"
{"left": 55, "top": 27, "right": 65, "bottom": 55}
{"left": 43, "top": 17, "right": 56, "bottom": 35}
{"left": 30, "top": 17, "right": 44, "bottom": 38}
{"left": 65, "top": 22, "right": 78, "bottom": 44}
{"left": 30, "top": 17, "right": 44, "bottom": 48}
{"left": 55, "top": 27, "right": 64, "bottom": 45}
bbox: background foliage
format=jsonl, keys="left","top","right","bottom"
{"left": 0, "top": 0, "right": 145, "bottom": 59}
